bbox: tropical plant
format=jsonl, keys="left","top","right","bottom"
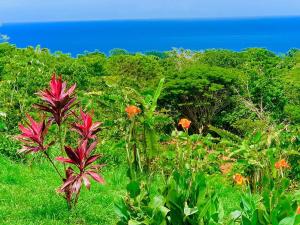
{"left": 17, "top": 74, "right": 105, "bottom": 208}
{"left": 124, "top": 78, "right": 165, "bottom": 177}
{"left": 231, "top": 176, "right": 300, "bottom": 225}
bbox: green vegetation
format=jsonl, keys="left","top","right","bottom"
{"left": 0, "top": 43, "right": 300, "bottom": 224}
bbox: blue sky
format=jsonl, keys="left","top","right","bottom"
{"left": 0, "top": 0, "right": 300, "bottom": 23}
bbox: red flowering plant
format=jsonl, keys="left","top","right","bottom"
{"left": 18, "top": 74, "right": 105, "bottom": 208}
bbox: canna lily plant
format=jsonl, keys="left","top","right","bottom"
{"left": 18, "top": 74, "right": 105, "bottom": 208}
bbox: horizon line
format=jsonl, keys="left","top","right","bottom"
{"left": 2, "top": 15, "right": 300, "bottom": 25}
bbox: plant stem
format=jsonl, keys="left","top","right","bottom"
{"left": 43, "top": 151, "right": 63, "bottom": 179}
{"left": 126, "top": 119, "right": 135, "bottom": 179}
{"left": 58, "top": 125, "right": 66, "bottom": 170}
{"left": 74, "top": 187, "right": 82, "bottom": 207}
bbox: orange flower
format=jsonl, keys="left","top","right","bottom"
{"left": 275, "top": 161, "right": 281, "bottom": 169}
{"left": 296, "top": 206, "right": 300, "bottom": 215}
{"left": 275, "top": 159, "right": 289, "bottom": 170}
{"left": 233, "top": 173, "right": 244, "bottom": 185}
{"left": 178, "top": 118, "right": 191, "bottom": 130}
{"left": 125, "top": 105, "right": 141, "bottom": 118}
{"left": 279, "top": 159, "right": 289, "bottom": 168}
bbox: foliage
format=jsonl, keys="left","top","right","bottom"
{"left": 231, "top": 176, "right": 300, "bottom": 225}
{"left": 161, "top": 64, "right": 241, "bottom": 131}
{"left": 116, "top": 170, "right": 224, "bottom": 225}
{"left": 0, "top": 44, "right": 300, "bottom": 224}
{"left": 17, "top": 75, "right": 105, "bottom": 208}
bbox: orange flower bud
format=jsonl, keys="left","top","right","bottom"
{"left": 125, "top": 105, "right": 141, "bottom": 118}
{"left": 178, "top": 118, "right": 191, "bottom": 130}
{"left": 296, "top": 206, "right": 300, "bottom": 215}
{"left": 233, "top": 173, "right": 244, "bottom": 185}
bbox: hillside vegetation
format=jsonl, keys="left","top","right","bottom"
{"left": 0, "top": 43, "right": 300, "bottom": 224}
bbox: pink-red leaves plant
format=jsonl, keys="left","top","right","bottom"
{"left": 18, "top": 74, "right": 105, "bottom": 208}
{"left": 18, "top": 114, "right": 50, "bottom": 154}
{"left": 72, "top": 109, "right": 101, "bottom": 140}
{"left": 36, "top": 74, "right": 77, "bottom": 126}
{"left": 56, "top": 140, "right": 105, "bottom": 197}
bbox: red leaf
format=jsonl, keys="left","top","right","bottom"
{"left": 87, "top": 171, "right": 105, "bottom": 184}
{"left": 85, "top": 155, "right": 100, "bottom": 167}
{"left": 82, "top": 174, "right": 91, "bottom": 190}
{"left": 59, "top": 175, "right": 76, "bottom": 192}
{"left": 86, "top": 141, "right": 98, "bottom": 156}
{"left": 55, "top": 157, "right": 75, "bottom": 164}
{"left": 64, "top": 146, "right": 79, "bottom": 163}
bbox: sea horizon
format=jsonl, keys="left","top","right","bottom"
{"left": 2, "top": 15, "right": 300, "bottom": 24}
{"left": 1, "top": 16, "right": 300, "bottom": 56}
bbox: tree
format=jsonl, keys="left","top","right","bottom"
{"left": 161, "top": 64, "right": 242, "bottom": 131}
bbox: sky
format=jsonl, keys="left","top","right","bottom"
{"left": 0, "top": 0, "right": 300, "bottom": 23}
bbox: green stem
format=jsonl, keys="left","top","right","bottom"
{"left": 58, "top": 125, "right": 66, "bottom": 170}
{"left": 126, "top": 119, "right": 135, "bottom": 179}
{"left": 74, "top": 186, "right": 82, "bottom": 207}
{"left": 43, "top": 151, "right": 63, "bottom": 179}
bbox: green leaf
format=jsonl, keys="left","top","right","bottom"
{"left": 184, "top": 202, "right": 198, "bottom": 216}
{"left": 128, "top": 220, "right": 143, "bottom": 225}
{"left": 126, "top": 181, "right": 141, "bottom": 198}
{"left": 230, "top": 210, "right": 241, "bottom": 220}
{"left": 279, "top": 216, "right": 295, "bottom": 225}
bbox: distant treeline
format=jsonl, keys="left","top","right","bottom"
{"left": 0, "top": 43, "right": 299, "bottom": 136}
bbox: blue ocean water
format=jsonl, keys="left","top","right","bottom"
{"left": 0, "top": 17, "right": 300, "bottom": 56}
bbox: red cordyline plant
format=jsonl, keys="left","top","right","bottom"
{"left": 72, "top": 109, "right": 102, "bottom": 140}
{"left": 56, "top": 140, "right": 105, "bottom": 205}
{"left": 36, "top": 74, "right": 77, "bottom": 126}
{"left": 18, "top": 114, "right": 50, "bottom": 154}
{"left": 18, "top": 73, "right": 105, "bottom": 208}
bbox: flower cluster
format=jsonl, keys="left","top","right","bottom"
{"left": 274, "top": 159, "right": 289, "bottom": 170}
{"left": 233, "top": 173, "right": 244, "bottom": 185}
{"left": 178, "top": 118, "right": 191, "bottom": 130}
{"left": 125, "top": 105, "right": 141, "bottom": 118}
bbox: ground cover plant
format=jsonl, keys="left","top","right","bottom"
{"left": 0, "top": 43, "right": 300, "bottom": 224}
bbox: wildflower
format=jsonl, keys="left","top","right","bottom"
{"left": 18, "top": 114, "right": 50, "bottom": 154}
{"left": 275, "top": 161, "right": 281, "bottom": 169}
{"left": 233, "top": 173, "right": 244, "bottom": 185}
{"left": 36, "top": 74, "right": 76, "bottom": 126}
{"left": 72, "top": 109, "right": 101, "bottom": 140}
{"left": 279, "top": 159, "right": 289, "bottom": 168}
{"left": 125, "top": 105, "right": 141, "bottom": 118}
{"left": 178, "top": 118, "right": 191, "bottom": 130}
{"left": 275, "top": 159, "right": 289, "bottom": 169}
{"left": 296, "top": 206, "right": 300, "bottom": 215}
{"left": 56, "top": 140, "right": 105, "bottom": 194}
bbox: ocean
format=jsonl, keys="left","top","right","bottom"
{"left": 0, "top": 17, "right": 300, "bottom": 56}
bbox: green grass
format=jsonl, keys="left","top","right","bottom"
{"left": 0, "top": 156, "right": 128, "bottom": 225}
{"left": 0, "top": 155, "right": 242, "bottom": 224}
